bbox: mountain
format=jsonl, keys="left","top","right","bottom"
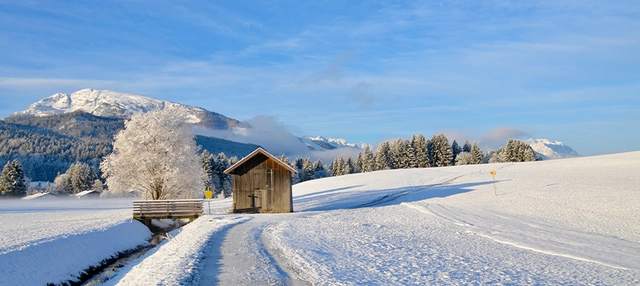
{"left": 525, "top": 138, "right": 580, "bottom": 159}
{"left": 9, "top": 88, "right": 239, "bottom": 130}
{"left": 303, "top": 136, "right": 370, "bottom": 151}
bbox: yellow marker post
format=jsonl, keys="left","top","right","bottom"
{"left": 204, "top": 189, "right": 213, "bottom": 213}
{"left": 490, "top": 170, "right": 497, "bottom": 195}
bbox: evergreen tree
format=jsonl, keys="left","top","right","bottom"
{"left": 390, "top": 138, "right": 405, "bottom": 169}
{"left": 356, "top": 152, "right": 364, "bottom": 173}
{"left": 201, "top": 150, "right": 214, "bottom": 191}
{"left": 362, "top": 146, "right": 375, "bottom": 172}
{"left": 426, "top": 139, "right": 435, "bottom": 167}
{"left": 462, "top": 140, "right": 472, "bottom": 153}
{"left": 67, "top": 162, "right": 97, "bottom": 194}
{"left": 431, "top": 134, "right": 453, "bottom": 167}
{"left": 501, "top": 139, "right": 537, "bottom": 162}
{"left": 451, "top": 140, "right": 462, "bottom": 165}
{"left": 470, "top": 142, "right": 483, "bottom": 164}
{"left": 0, "top": 159, "right": 27, "bottom": 197}
{"left": 313, "top": 159, "right": 327, "bottom": 179}
{"left": 413, "top": 134, "right": 429, "bottom": 168}
{"left": 346, "top": 157, "right": 356, "bottom": 174}
{"left": 293, "top": 156, "right": 304, "bottom": 170}
{"left": 374, "top": 141, "right": 394, "bottom": 171}
{"left": 332, "top": 155, "right": 346, "bottom": 176}
{"left": 301, "top": 157, "right": 314, "bottom": 182}
{"left": 404, "top": 139, "right": 417, "bottom": 168}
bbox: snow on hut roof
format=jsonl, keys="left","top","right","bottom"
{"left": 22, "top": 193, "right": 56, "bottom": 200}
{"left": 224, "top": 147, "right": 297, "bottom": 174}
{"left": 75, "top": 190, "right": 101, "bottom": 197}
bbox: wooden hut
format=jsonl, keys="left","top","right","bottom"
{"left": 224, "top": 148, "right": 296, "bottom": 213}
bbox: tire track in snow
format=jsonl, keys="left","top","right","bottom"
{"left": 403, "top": 202, "right": 640, "bottom": 271}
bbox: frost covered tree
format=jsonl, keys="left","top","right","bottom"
{"left": 500, "top": 139, "right": 538, "bottom": 162}
{"left": 451, "top": 140, "right": 462, "bottom": 165}
{"left": 201, "top": 150, "right": 215, "bottom": 191}
{"left": 346, "top": 157, "right": 356, "bottom": 174}
{"left": 361, "top": 146, "right": 375, "bottom": 172}
{"left": 215, "top": 153, "right": 233, "bottom": 197}
{"left": 313, "top": 159, "right": 327, "bottom": 179}
{"left": 412, "top": 134, "right": 429, "bottom": 168}
{"left": 431, "top": 134, "right": 453, "bottom": 167}
{"left": 332, "top": 155, "right": 347, "bottom": 176}
{"left": 484, "top": 148, "right": 503, "bottom": 163}
{"left": 355, "top": 152, "right": 364, "bottom": 173}
{"left": 470, "top": 142, "right": 483, "bottom": 164}
{"left": 454, "top": 152, "right": 473, "bottom": 165}
{"left": 301, "top": 157, "right": 314, "bottom": 182}
{"left": 404, "top": 139, "right": 417, "bottom": 168}
{"left": 65, "top": 162, "right": 98, "bottom": 194}
{"left": 100, "top": 109, "right": 206, "bottom": 200}
{"left": 374, "top": 141, "right": 394, "bottom": 171}
{"left": 390, "top": 138, "right": 405, "bottom": 168}
{"left": 0, "top": 160, "right": 27, "bottom": 197}
{"left": 53, "top": 173, "right": 73, "bottom": 194}
{"left": 58, "top": 162, "right": 99, "bottom": 194}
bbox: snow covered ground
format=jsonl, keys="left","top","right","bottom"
{"left": 1, "top": 151, "right": 639, "bottom": 285}
{"left": 0, "top": 199, "right": 151, "bottom": 285}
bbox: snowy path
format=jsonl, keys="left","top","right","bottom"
{"left": 198, "top": 214, "right": 309, "bottom": 285}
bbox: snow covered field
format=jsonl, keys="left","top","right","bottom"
{"left": 1, "top": 151, "right": 639, "bottom": 285}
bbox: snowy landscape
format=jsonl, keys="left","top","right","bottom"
{"left": 1, "top": 151, "right": 639, "bottom": 285}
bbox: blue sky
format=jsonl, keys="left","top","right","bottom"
{"left": 1, "top": 1, "right": 639, "bottom": 156}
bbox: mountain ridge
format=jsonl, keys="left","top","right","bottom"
{"left": 9, "top": 88, "right": 239, "bottom": 131}
{"left": 525, "top": 138, "right": 580, "bottom": 159}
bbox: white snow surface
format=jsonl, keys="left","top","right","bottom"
{"left": 1, "top": 152, "right": 640, "bottom": 285}
{"left": 525, "top": 138, "right": 580, "bottom": 159}
{"left": 0, "top": 199, "right": 152, "bottom": 285}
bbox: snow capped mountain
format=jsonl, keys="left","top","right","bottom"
{"left": 525, "top": 138, "right": 580, "bottom": 159}
{"left": 9, "top": 88, "right": 239, "bottom": 130}
{"left": 303, "top": 136, "right": 370, "bottom": 151}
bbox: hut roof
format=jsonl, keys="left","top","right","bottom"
{"left": 75, "top": 190, "right": 101, "bottom": 197}
{"left": 22, "top": 193, "right": 56, "bottom": 200}
{"left": 224, "top": 147, "right": 297, "bottom": 174}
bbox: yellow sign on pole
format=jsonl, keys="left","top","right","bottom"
{"left": 205, "top": 189, "right": 213, "bottom": 199}
{"left": 490, "top": 170, "right": 497, "bottom": 195}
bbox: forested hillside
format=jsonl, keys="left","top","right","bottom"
{"left": 0, "top": 120, "right": 111, "bottom": 181}
{"left": 0, "top": 111, "right": 259, "bottom": 182}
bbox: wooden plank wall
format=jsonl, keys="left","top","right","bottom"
{"left": 232, "top": 153, "right": 292, "bottom": 213}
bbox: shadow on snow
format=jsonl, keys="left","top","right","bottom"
{"left": 295, "top": 181, "right": 495, "bottom": 212}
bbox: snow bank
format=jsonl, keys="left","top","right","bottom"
{"left": 0, "top": 199, "right": 151, "bottom": 285}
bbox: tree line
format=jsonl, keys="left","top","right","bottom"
{"left": 1, "top": 110, "right": 538, "bottom": 199}
{"left": 292, "top": 134, "right": 537, "bottom": 182}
